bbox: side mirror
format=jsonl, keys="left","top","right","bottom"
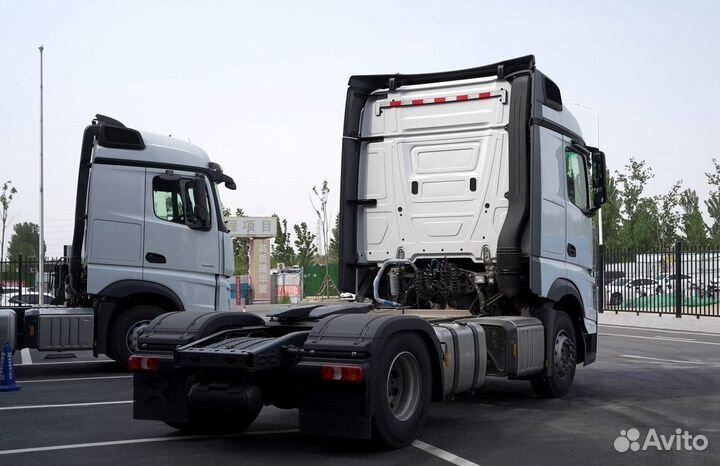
{"left": 590, "top": 150, "right": 607, "bottom": 210}
{"left": 188, "top": 176, "right": 211, "bottom": 230}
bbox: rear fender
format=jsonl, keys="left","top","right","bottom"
{"left": 297, "top": 314, "right": 443, "bottom": 439}
{"left": 137, "top": 310, "right": 266, "bottom": 352}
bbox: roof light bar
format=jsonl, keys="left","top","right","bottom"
{"left": 377, "top": 88, "right": 507, "bottom": 115}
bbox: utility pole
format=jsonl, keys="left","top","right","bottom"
{"left": 38, "top": 45, "right": 45, "bottom": 304}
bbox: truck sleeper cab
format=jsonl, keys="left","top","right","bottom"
{"left": 339, "top": 54, "right": 606, "bottom": 371}
{"left": 0, "top": 115, "right": 237, "bottom": 368}
{"left": 131, "top": 56, "right": 607, "bottom": 448}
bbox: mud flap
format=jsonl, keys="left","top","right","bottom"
{"left": 296, "top": 313, "right": 441, "bottom": 439}
{"left": 532, "top": 305, "right": 557, "bottom": 377}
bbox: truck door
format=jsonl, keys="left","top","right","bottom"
{"left": 144, "top": 169, "right": 220, "bottom": 312}
{"left": 563, "top": 141, "right": 596, "bottom": 319}
{"left": 535, "top": 128, "right": 568, "bottom": 287}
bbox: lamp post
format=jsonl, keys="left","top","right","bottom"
{"left": 38, "top": 45, "right": 45, "bottom": 304}
{"left": 571, "top": 102, "right": 603, "bottom": 246}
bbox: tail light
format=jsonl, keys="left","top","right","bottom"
{"left": 321, "top": 364, "right": 364, "bottom": 383}
{"left": 128, "top": 355, "right": 160, "bottom": 371}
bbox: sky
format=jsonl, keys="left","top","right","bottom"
{"left": 1, "top": 0, "right": 719, "bottom": 257}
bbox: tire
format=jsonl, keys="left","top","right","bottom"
{"left": 609, "top": 292, "right": 622, "bottom": 305}
{"left": 530, "top": 312, "right": 577, "bottom": 398}
{"left": 165, "top": 406, "right": 261, "bottom": 434}
{"left": 371, "top": 332, "right": 432, "bottom": 449}
{"left": 110, "top": 304, "right": 165, "bottom": 369}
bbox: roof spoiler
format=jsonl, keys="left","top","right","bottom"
{"left": 347, "top": 55, "right": 535, "bottom": 93}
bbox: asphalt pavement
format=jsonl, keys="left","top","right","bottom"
{"left": 1, "top": 321, "right": 719, "bottom": 466}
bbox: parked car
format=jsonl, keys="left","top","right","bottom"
{"left": 655, "top": 273, "right": 697, "bottom": 294}
{"left": 606, "top": 277, "right": 659, "bottom": 305}
{"left": 0, "top": 287, "right": 33, "bottom": 306}
{"left": 339, "top": 292, "right": 356, "bottom": 302}
{"left": 5, "top": 292, "right": 55, "bottom": 306}
{"left": 603, "top": 270, "right": 626, "bottom": 285}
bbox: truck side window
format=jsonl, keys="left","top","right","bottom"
{"left": 565, "top": 150, "right": 589, "bottom": 211}
{"left": 152, "top": 176, "right": 212, "bottom": 227}
{"left": 153, "top": 177, "right": 185, "bottom": 224}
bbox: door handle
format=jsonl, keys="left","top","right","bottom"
{"left": 145, "top": 252, "right": 167, "bottom": 264}
{"left": 567, "top": 244, "right": 577, "bottom": 257}
{"left": 348, "top": 199, "right": 377, "bottom": 207}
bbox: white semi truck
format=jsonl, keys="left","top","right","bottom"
{"left": 0, "top": 114, "right": 237, "bottom": 368}
{"left": 129, "top": 55, "right": 608, "bottom": 448}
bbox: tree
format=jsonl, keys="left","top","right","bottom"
{"left": 329, "top": 214, "right": 340, "bottom": 262}
{"left": 224, "top": 207, "right": 250, "bottom": 274}
{"left": 272, "top": 215, "right": 295, "bottom": 267}
{"left": 7, "top": 222, "right": 45, "bottom": 262}
{"left": 632, "top": 198, "right": 659, "bottom": 251}
{"left": 293, "top": 222, "right": 317, "bottom": 270}
{"left": 615, "top": 158, "right": 658, "bottom": 250}
{"left": 0, "top": 180, "right": 17, "bottom": 260}
{"left": 654, "top": 181, "right": 682, "bottom": 249}
{"left": 679, "top": 189, "right": 707, "bottom": 248}
{"left": 707, "top": 196, "right": 720, "bottom": 245}
{"left": 311, "top": 180, "right": 338, "bottom": 298}
{"left": 600, "top": 172, "right": 623, "bottom": 250}
{"left": 705, "top": 158, "right": 720, "bottom": 244}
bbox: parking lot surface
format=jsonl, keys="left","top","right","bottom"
{"left": 2, "top": 321, "right": 719, "bottom": 466}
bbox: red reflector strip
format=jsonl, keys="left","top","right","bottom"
{"left": 128, "top": 355, "right": 160, "bottom": 372}
{"left": 321, "top": 364, "right": 365, "bottom": 383}
{"left": 381, "top": 89, "right": 505, "bottom": 112}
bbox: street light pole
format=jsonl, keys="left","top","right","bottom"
{"left": 38, "top": 45, "right": 45, "bottom": 305}
{"left": 571, "top": 102, "right": 603, "bottom": 245}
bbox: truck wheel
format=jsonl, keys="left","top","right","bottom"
{"left": 110, "top": 305, "right": 165, "bottom": 369}
{"left": 371, "top": 332, "right": 432, "bottom": 449}
{"left": 530, "top": 311, "right": 577, "bottom": 398}
{"left": 610, "top": 292, "right": 622, "bottom": 305}
{"left": 165, "top": 406, "right": 261, "bottom": 434}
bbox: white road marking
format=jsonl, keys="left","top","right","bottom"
{"left": 15, "top": 359, "right": 114, "bottom": 367}
{"left": 648, "top": 336, "right": 699, "bottom": 343}
{"left": 412, "top": 439, "right": 481, "bottom": 466}
{"left": 601, "top": 324, "right": 720, "bottom": 337}
{"left": 620, "top": 354, "right": 709, "bottom": 365}
{"left": 600, "top": 333, "right": 720, "bottom": 346}
{"left": 18, "top": 375, "right": 132, "bottom": 384}
{"left": 0, "top": 400, "right": 132, "bottom": 411}
{"left": 20, "top": 348, "right": 32, "bottom": 365}
{"left": 0, "top": 429, "right": 299, "bottom": 456}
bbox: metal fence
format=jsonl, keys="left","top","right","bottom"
{"left": 303, "top": 263, "right": 339, "bottom": 297}
{"left": 0, "top": 256, "right": 63, "bottom": 307}
{"left": 600, "top": 243, "right": 720, "bottom": 317}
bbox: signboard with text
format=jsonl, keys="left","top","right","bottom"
{"left": 226, "top": 216, "right": 277, "bottom": 238}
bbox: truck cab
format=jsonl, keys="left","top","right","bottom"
{"left": 339, "top": 55, "right": 607, "bottom": 363}
{"left": 71, "top": 115, "right": 237, "bottom": 363}
{"left": 0, "top": 115, "right": 237, "bottom": 367}
{"left": 81, "top": 118, "right": 235, "bottom": 312}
